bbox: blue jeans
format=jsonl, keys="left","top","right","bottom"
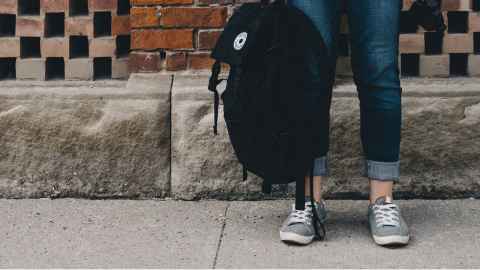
{"left": 288, "top": 0, "right": 403, "bottom": 181}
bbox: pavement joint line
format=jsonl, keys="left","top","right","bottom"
{"left": 212, "top": 202, "right": 230, "bottom": 269}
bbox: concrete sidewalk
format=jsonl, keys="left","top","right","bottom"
{"left": 0, "top": 199, "right": 479, "bottom": 268}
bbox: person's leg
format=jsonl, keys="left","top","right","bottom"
{"left": 280, "top": 0, "right": 340, "bottom": 245}
{"left": 347, "top": 0, "right": 409, "bottom": 246}
{"left": 288, "top": 0, "right": 341, "bottom": 203}
{"left": 346, "top": 0, "right": 402, "bottom": 197}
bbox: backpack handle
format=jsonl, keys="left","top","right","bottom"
{"left": 208, "top": 61, "right": 224, "bottom": 135}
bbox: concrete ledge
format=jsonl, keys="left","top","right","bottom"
{"left": 1, "top": 75, "right": 479, "bottom": 199}
{"left": 171, "top": 76, "right": 480, "bottom": 199}
{"left": 0, "top": 75, "right": 172, "bottom": 198}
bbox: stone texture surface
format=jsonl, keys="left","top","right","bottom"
{"left": 171, "top": 76, "right": 263, "bottom": 200}
{"left": 324, "top": 96, "right": 480, "bottom": 199}
{"left": 1, "top": 76, "right": 479, "bottom": 199}
{"left": 0, "top": 77, "right": 172, "bottom": 198}
{"left": 171, "top": 76, "right": 480, "bottom": 199}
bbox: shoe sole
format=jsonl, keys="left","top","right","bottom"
{"left": 373, "top": 234, "right": 410, "bottom": 246}
{"left": 279, "top": 231, "right": 314, "bottom": 245}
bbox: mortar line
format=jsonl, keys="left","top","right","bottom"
{"left": 212, "top": 202, "right": 230, "bottom": 269}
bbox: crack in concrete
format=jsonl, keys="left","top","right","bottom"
{"left": 212, "top": 203, "right": 230, "bottom": 269}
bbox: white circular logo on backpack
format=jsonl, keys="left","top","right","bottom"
{"left": 233, "top": 32, "right": 248, "bottom": 51}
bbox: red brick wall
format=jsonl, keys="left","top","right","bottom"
{"left": 129, "top": 0, "right": 480, "bottom": 77}
{"left": 129, "top": 0, "right": 230, "bottom": 72}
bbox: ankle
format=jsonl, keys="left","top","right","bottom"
{"left": 304, "top": 196, "right": 322, "bottom": 203}
{"left": 369, "top": 179, "right": 394, "bottom": 203}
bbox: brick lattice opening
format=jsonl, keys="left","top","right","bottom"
{"left": 20, "top": 37, "right": 41, "bottom": 58}
{"left": 0, "top": 58, "right": 16, "bottom": 80}
{"left": 94, "top": 12, "right": 112, "bottom": 37}
{"left": 18, "top": 0, "right": 40, "bottom": 15}
{"left": 46, "top": 57, "right": 65, "bottom": 80}
{"left": 45, "top": 13, "right": 65, "bottom": 37}
{"left": 69, "top": 0, "right": 89, "bottom": 16}
{"left": 116, "top": 35, "right": 130, "bottom": 58}
{"left": 474, "top": 32, "right": 480, "bottom": 54}
{"left": 401, "top": 54, "right": 420, "bottom": 76}
{"left": 425, "top": 32, "right": 443, "bottom": 55}
{"left": 447, "top": 12, "right": 469, "bottom": 33}
{"left": 473, "top": 0, "right": 480, "bottom": 11}
{"left": 400, "top": 11, "right": 418, "bottom": 33}
{"left": 0, "top": 14, "right": 16, "bottom": 37}
{"left": 69, "top": 36, "right": 89, "bottom": 58}
{"left": 449, "top": 53, "right": 468, "bottom": 76}
{"left": 338, "top": 34, "right": 349, "bottom": 56}
{"left": 117, "top": 0, "right": 130, "bottom": 15}
{"left": 94, "top": 57, "right": 112, "bottom": 79}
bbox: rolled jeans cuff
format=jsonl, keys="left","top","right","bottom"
{"left": 364, "top": 160, "right": 400, "bottom": 182}
{"left": 313, "top": 156, "right": 328, "bottom": 176}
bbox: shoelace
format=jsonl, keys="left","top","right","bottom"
{"left": 289, "top": 205, "right": 314, "bottom": 226}
{"left": 372, "top": 203, "right": 401, "bottom": 227}
{"left": 289, "top": 202, "right": 326, "bottom": 239}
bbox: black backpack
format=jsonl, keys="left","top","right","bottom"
{"left": 208, "top": 0, "right": 333, "bottom": 239}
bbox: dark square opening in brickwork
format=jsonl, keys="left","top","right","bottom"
{"left": 18, "top": 0, "right": 40, "bottom": 15}
{"left": 69, "top": 0, "right": 89, "bottom": 16}
{"left": 0, "top": 58, "right": 16, "bottom": 80}
{"left": 0, "top": 14, "right": 16, "bottom": 37}
{"left": 46, "top": 57, "right": 65, "bottom": 80}
{"left": 20, "top": 37, "right": 41, "bottom": 58}
{"left": 337, "top": 34, "right": 349, "bottom": 56}
{"left": 400, "top": 11, "right": 418, "bottom": 33}
{"left": 473, "top": 0, "right": 480, "bottom": 11}
{"left": 450, "top": 53, "right": 468, "bottom": 76}
{"left": 447, "top": 11, "right": 469, "bottom": 33}
{"left": 94, "top": 12, "right": 112, "bottom": 37}
{"left": 401, "top": 54, "right": 419, "bottom": 76}
{"left": 94, "top": 57, "right": 111, "bottom": 79}
{"left": 116, "top": 35, "right": 130, "bottom": 58}
{"left": 425, "top": 32, "right": 444, "bottom": 55}
{"left": 45, "top": 13, "right": 65, "bottom": 37}
{"left": 69, "top": 36, "right": 89, "bottom": 58}
{"left": 474, "top": 32, "right": 480, "bottom": 54}
{"left": 117, "top": 0, "right": 130, "bottom": 15}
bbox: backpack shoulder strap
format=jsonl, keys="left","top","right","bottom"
{"left": 208, "top": 60, "right": 224, "bottom": 135}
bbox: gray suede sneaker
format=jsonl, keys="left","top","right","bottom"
{"left": 279, "top": 200, "right": 327, "bottom": 245}
{"left": 368, "top": 196, "right": 410, "bottom": 246}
